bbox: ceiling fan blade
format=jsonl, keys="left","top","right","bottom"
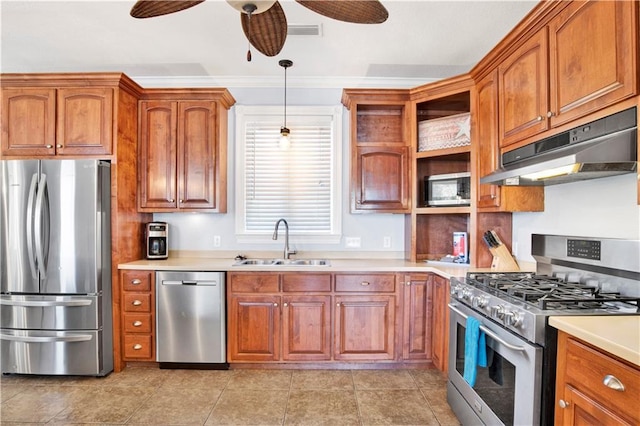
{"left": 130, "top": 0, "right": 205, "bottom": 18}
{"left": 240, "top": 1, "right": 287, "bottom": 57}
{"left": 296, "top": 0, "right": 388, "bottom": 24}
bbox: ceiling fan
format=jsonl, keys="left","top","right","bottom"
{"left": 130, "top": 0, "right": 389, "bottom": 61}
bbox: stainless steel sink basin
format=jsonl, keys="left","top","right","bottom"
{"left": 233, "top": 258, "right": 330, "bottom": 266}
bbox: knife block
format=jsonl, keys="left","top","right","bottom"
{"left": 489, "top": 244, "right": 520, "bottom": 271}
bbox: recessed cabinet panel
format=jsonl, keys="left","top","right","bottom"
{"left": 282, "top": 295, "right": 331, "bottom": 361}
{"left": 356, "top": 146, "right": 409, "bottom": 211}
{"left": 139, "top": 101, "right": 177, "bottom": 209}
{"left": 1, "top": 88, "right": 56, "bottom": 156}
{"left": 56, "top": 88, "right": 113, "bottom": 155}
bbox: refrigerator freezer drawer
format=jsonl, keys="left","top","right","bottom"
{"left": 0, "top": 329, "right": 113, "bottom": 376}
{"left": 0, "top": 295, "right": 100, "bottom": 330}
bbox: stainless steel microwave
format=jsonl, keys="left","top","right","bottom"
{"left": 424, "top": 172, "right": 471, "bottom": 206}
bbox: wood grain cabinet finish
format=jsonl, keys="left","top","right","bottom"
{"left": 120, "top": 270, "right": 155, "bottom": 361}
{"left": 342, "top": 89, "right": 411, "bottom": 213}
{"left": 401, "top": 274, "right": 433, "bottom": 362}
{"left": 555, "top": 331, "right": 640, "bottom": 425}
{"left": 1, "top": 86, "right": 113, "bottom": 157}
{"left": 498, "top": 0, "right": 637, "bottom": 148}
{"left": 138, "top": 89, "right": 234, "bottom": 213}
{"left": 228, "top": 272, "right": 404, "bottom": 364}
{"left": 431, "top": 274, "right": 449, "bottom": 372}
{"left": 475, "top": 70, "right": 544, "bottom": 212}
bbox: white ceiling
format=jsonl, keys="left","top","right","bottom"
{"left": 1, "top": 0, "right": 538, "bottom": 89}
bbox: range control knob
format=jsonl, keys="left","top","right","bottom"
{"left": 472, "top": 295, "right": 489, "bottom": 308}
{"left": 462, "top": 288, "right": 473, "bottom": 300}
{"left": 451, "top": 284, "right": 462, "bottom": 296}
{"left": 490, "top": 304, "right": 506, "bottom": 319}
{"left": 504, "top": 310, "right": 524, "bottom": 327}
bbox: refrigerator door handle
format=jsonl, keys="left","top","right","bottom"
{"left": 34, "top": 173, "right": 48, "bottom": 278}
{"left": 0, "top": 297, "right": 93, "bottom": 307}
{"left": 26, "top": 173, "right": 39, "bottom": 279}
{"left": 0, "top": 333, "right": 93, "bottom": 343}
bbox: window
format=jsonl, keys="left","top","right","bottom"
{"left": 235, "top": 105, "right": 342, "bottom": 242}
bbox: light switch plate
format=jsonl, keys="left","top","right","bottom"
{"left": 345, "top": 237, "right": 361, "bottom": 248}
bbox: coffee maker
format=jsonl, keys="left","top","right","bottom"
{"left": 146, "top": 222, "right": 168, "bottom": 260}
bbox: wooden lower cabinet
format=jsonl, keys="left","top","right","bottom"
{"left": 282, "top": 295, "right": 331, "bottom": 361}
{"left": 228, "top": 294, "right": 281, "bottom": 362}
{"left": 120, "top": 270, "right": 155, "bottom": 361}
{"left": 334, "top": 295, "right": 396, "bottom": 361}
{"left": 555, "top": 331, "right": 640, "bottom": 425}
{"left": 401, "top": 274, "right": 433, "bottom": 361}
{"left": 431, "top": 275, "right": 449, "bottom": 372}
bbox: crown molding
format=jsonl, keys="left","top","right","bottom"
{"left": 130, "top": 75, "right": 436, "bottom": 90}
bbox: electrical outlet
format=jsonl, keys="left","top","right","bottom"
{"left": 383, "top": 236, "right": 391, "bottom": 249}
{"left": 213, "top": 235, "right": 221, "bottom": 247}
{"left": 345, "top": 237, "right": 361, "bottom": 248}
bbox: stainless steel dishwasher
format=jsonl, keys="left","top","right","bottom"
{"left": 156, "top": 271, "right": 226, "bottom": 367}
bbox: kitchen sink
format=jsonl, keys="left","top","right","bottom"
{"left": 233, "top": 258, "right": 330, "bottom": 266}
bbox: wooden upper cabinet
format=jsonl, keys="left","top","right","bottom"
{"left": 56, "top": 88, "right": 113, "bottom": 155}
{"left": 498, "top": 28, "right": 549, "bottom": 148}
{"left": 476, "top": 70, "right": 502, "bottom": 208}
{"left": 475, "top": 70, "right": 544, "bottom": 212}
{"left": 548, "top": 0, "right": 637, "bottom": 128}
{"left": 138, "top": 90, "right": 234, "bottom": 213}
{"left": 1, "top": 86, "right": 112, "bottom": 157}
{"left": 342, "top": 89, "right": 411, "bottom": 213}
{"left": 496, "top": 0, "right": 637, "bottom": 149}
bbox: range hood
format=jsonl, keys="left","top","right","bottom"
{"left": 481, "top": 107, "right": 637, "bottom": 186}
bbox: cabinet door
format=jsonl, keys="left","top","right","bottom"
{"left": 138, "top": 100, "right": 178, "bottom": 210}
{"left": 558, "top": 385, "right": 633, "bottom": 426}
{"left": 402, "top": 275, "right": 433, "bottom": 361}
{"left": 1, "top": 88, "right": 56, "bottom": 157}
{"left": 177, "top": 101, "right": 218, "bottom": 209}
{"left": 56, "top": 88, "right": 113, "bottom": 155}
{"left": 353, "top": 146, "right": 410, "bottom": 212}
{"left": 431, "top": 275, "right": 449, "bottom": 372}
{"left": 334, "top": 295, "right": 396, "bottom": 360}
{"left": 282, "top": 295, "right": 331, "bottom": 361}
{"left": 228, "top": 295, "right": 280, "bottom": 361}
{"left": 549, "top": 0, "right": 637, "bottom": 127}
{"left": 499, "top": 28, "right": 549, "bottom": 147}
{"left": 476, "top": 71, "right": 501, "bottom": 208}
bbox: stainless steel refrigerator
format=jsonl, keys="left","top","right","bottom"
{"left": 0, "top": 159, "right": 113, "bottom": 376}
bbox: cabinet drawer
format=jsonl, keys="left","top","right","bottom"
{"left": 122, "top": 270, "right": 152, "bottom": 291}
{"left": 283, "top": 274, "right": 331, "bottom": 292}
{"left": 565, "top": 336, "right": 640, "bottom": 419}
{"left": 123, "top": 335, "right": 152, "bottom": 359}
{"left": 335, "top": 274, "right": 396, "bottom": 292}
{"left": 123, "top": 293, "right": 151, "bottom": 312}
{"left": 229, "top": 273, "right": 279, "bottom": 293}
{"left": 123, "top": 313, "right": 152, "bottom": 333}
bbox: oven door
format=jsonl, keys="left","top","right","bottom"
{"left": 447, "top": 302, "right": 543, "bottom": 426}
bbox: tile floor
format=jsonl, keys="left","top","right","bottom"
{"left": 0, "top": 365, "right": 461, "bottom": 425}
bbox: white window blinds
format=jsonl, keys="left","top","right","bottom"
{"left": 235, "top": 106, "right": 342, "bottom": 239}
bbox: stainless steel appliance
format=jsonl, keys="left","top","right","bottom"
{"left": 146, "top": 222, "right": 168, "bottom": 260}
{"left": 156, "top": 271, "right": 227, "bottom": 367}
{"left": 1, "top": 159, "right": 113, "bottom": 376}
{"left": 425, "top": 172, "right": 471, "bottom": 206}
{"left": 481, "top": 106, "right": 637, "bottom": 186}
{"left": 448, "top": 234, "right": 639, "bottom": 426}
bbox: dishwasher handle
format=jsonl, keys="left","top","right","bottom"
{"left": 161, "top": 280, "right": 219, "bottom": 286}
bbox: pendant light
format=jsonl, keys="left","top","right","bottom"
{"left": 279, "top": 59, "right": 293, "bottom": 149}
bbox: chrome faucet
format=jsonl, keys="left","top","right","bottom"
{"left": 273, "top": 218, "right": 296, "bottom": 259}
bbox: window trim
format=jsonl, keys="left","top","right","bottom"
{"left": 234, "top": 105, "right": 343, "bottom": 244}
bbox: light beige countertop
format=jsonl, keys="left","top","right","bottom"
{"left": 549, "top": 316, "right": 640, "bottom": 367}
{"left": 118, "top": 256, "right": 482, "bottom": 279}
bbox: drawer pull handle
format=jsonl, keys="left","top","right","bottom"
{"left": 131, "top": 279, "right": 141, "bottom": 285}
{"left": 46, "top": 144, "right": 53, "bottom": 149}
{"left": 603, "top": 374, "right": 625, "bottom": 391}
{"left": 273, "top": 303, "right": 278, "bottom": 307}
{"left": 132, "top": 300, "right": 142, "bottom": 306}
{"left": 360, "top": 281, "right": 370, "bottom": 286}
{"left": 133, "top": 344, "right": 143, "bottom": 350}
{"left": 133, "top": 321, "right": 143, "bottom": 327}
{"left": 558, "top": 399, "right": 569, "bottom": 409}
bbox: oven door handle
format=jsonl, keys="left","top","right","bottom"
{"left": 449, "top": 303, "right": 527, "bottom": 352}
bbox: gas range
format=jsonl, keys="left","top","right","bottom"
{"left": 450, "top": 234, "right": 640, "bottom": 346}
